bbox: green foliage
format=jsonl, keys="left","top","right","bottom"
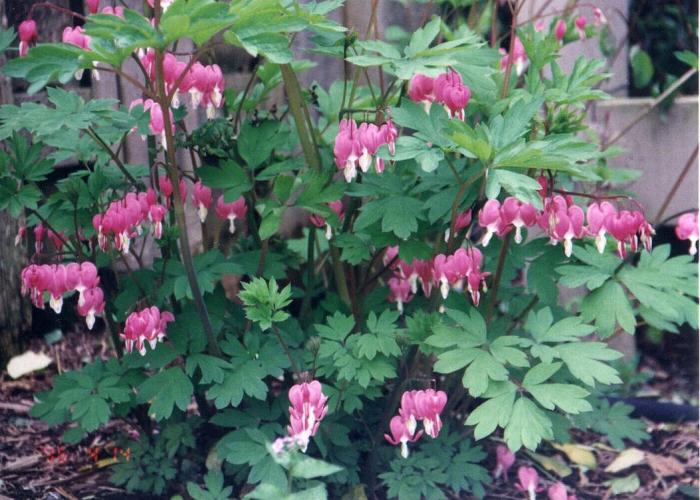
{"left": 1, "top": 2, "right": 691, "bottom": 499}
{"left": 187, "top": 471, "right": 234, "bottom": 500}
{"left": 239, "top": 278, "right": 292, "bottom": 331}
{"left": 572, "top": 400, "right": 650, "bottom": 450}
{"left": 379, "top": 432, "right": 490, "bottom": 499}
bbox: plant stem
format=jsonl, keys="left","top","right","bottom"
{"left": 603, "top": 68, "right": 698, "bottom": 150}
{"left": 485, "top": 235, "right": 511, "bottom": 324}
{"left": 654, "top": 144, "right": 698, "bottom": 223}
{"left": 280, "top": 64, "right": 321, "bottom": 172}
{"left": 300, "top": 227, "right": 316, "bottom": 322}
{"left": 86, "top": 127, "right": 140, "bottom": 187}
{"left": 154, "top": 48, "right": 222, "bottom": 358}
{"left": 272, "top": 324, "right": 300, "bottom": 376}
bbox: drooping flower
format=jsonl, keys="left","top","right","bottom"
{"left": 64, "top": 262, "right": 100, "bottom": 306}
{"left": 586, "top": 201, "right": 617, "bottom": 253}
{"left": 675, "top": 212, "right": 699, "bottom": 256}
{"left": 100, "top": 5, "right": 124, "bottom": 16}
{"left": 357, "top": 122, "right": 385, "bottom": 173}
{"left": 192, "top": 182, "right": 213, "bottom": 223}
{"left": 76, "top": 287, "right": 105, "bottom": 330}
{"left": 516, "top": 466, "right": 543, "bottom": 500}
{"left": 148, "top": 204, "right": 167, "bottom": 239}
{"left": 120, "top": 306, "right": 174, "bottom": 355}
{"left": 501, "top": 197, "right": 538, "bottom": 244}
{"left": 215, "top": 195, "right": 247, "bottom": 234}
{"left": 388, "top": 277, "right": 412, "bottom": 313}
{"left": 33, "top": 223, "right": 45, "bottom": 254}
{"left": 478, "top": 199, "right": 507, "bottom": 246}
{"left": 555, "top": 19, "right": 567, "bottom": 43}
{"left": 15, "top": 225, "right": 26, "bottom": 247}
{"left": 62, "top": 26, "right": 90, "bottom": 50}
{"left": 548, "top": 481, "right": 577, "bottom": 500}
{"left": 408, "top": 73, "right": 435, "bottom": 110}
{"left": 412, "top": 389, "right": 447, "bottom": 438}
{"left": 434, "top": 70, "right": 470, "bottom": 120}
{"left": 18, "top": 20, "right": 38, "bottom": 57}
{"left": 86, "top": 0, "right": 100, "bottom": 14}
{"left": 593, "top": 8, "right": 607, "bottom": 27}
{"left": 500, "top": 36, "right": 528, "bottom": 76}
{"left": 384, "top": 415, "right": 423, "bottom": 459}
{"left": 130, "top": 99, "right": 175, "bottom": 142}
{"left": 334, "top": 119, "right": 361, "bottom": 182}
{"left": 538, "top": 195, "right": 585, "bottom": 257}
{"left": 309, "top": 200, "right": 344, "bottom": 240}
{"left": 381, "top": 119, "right": 398, "bottom": 156}
{"left": 575, "top": 16, "right": 587, "bottom": 39}
{"left": 493, "top": 445, "right": 516, "bottom": 479}
{"left": 445, "top": 209, "right": 473, "bottom": 242}
{"left": 287, "top": 381, "right": 329, "bottom": 452}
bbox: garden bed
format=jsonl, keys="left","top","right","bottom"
{"left": 1, "top": 329, "right": 697, "bottom": 499}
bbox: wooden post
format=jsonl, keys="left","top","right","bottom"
{"left": 0, "top": 0, "right": 31, "bottom": 368}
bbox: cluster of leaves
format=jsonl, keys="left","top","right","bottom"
{"left": 1, "top": 0, "right": 696, "bottom": 498}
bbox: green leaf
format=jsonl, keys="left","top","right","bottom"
{"left": 485, "top": 169, "right": 543, "bottom": 209}
{"left": 630, "top": 45, "right": 653, "bottom": 89}
{"left": 526, "top": 383, "right": 592, "bottom": 414}
{"left": 580, "top": 280, "right": 635, "bottom": 337}
{"left": 71, "top": 395, "right": 111, "bottom": 432}
{"left": 198, "top": 160, "right": 251, "bottom": 200}
{"left": 465, "top": 384, "right": 516, "bottom": 440}
{"left": 557, "top": 342, "right": 622, "bottom": 387}
{"left": 675, "top": 50, "right": 699, "bottom": 69}
{"left": 290, "top": 456, "right": 343, "bottom": 479}
{"left": 238, "top": 278, "right": 292, "bottom": 331}
{"left": 405, "top": 17, "right": 441, "bottom": 57}
{"left": 238, "top": 120, "right": 283, "bottom": 169}
{"left": 137, "top": 367, "right": 193, "bottom": 420}
{"left": 0, "top": 27, "right": 16, "bottom": 53}
{"left": 2, "top": 44, "right": 86, "bottom": 94}
{"left": 186, "top": 354, "right": 233, "bottom": 385}
{"left": 522, "top": 362, "right": 562, "bottom": 386}
{"left": 572, "top": 400, "right": 649, "bottom": 449}
{"left": 503, "top": 397, "right": 553, "bottom": 451}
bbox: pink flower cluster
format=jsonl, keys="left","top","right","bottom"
{"left": 30, "top": 223, "right": 69, "bottom": 258}
{"left": 385, "top": 389, "right": 447, "bottom": 458}
{"left": 280, "top": 381, "right": 329, "bottom": 453}
{"left": 408, "top": 70, "right": 471, "bottom": 119}
{"left": 93, "top": 190, "right": 168, "bottom": 254}
{"left": 140, "top": 49, "right": 225, "bottom": 117}
{"left": 21, "top": 262, "right": 104, "bottom": 329}
{"left": 477, "top": 189, "right": 654, "bottom": 259}
{"left": 87, "top": 1, "right": 124, "bottom": 16}
{"left": 309, "top": 200, "right": 345, "bottom": 240}
{"left": 478, "top": 198, "right": 538, "bottom": 246}
{"left": 215, "top": 195, "right": 247, "bottom": 234}
{"left": 675, "top": 212, "right": 698, "bottom": 256}
{"left": 333, "top": 119, "right": 397, "bottom": 183}
{"left": 385, "top": 245, "right": 489, "bottom": 311}
{"left": 499, "top": 37, "right": 528, "bottom": 76}
{"left": 120, "top": 306, "right": 174, "bottom": 355}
